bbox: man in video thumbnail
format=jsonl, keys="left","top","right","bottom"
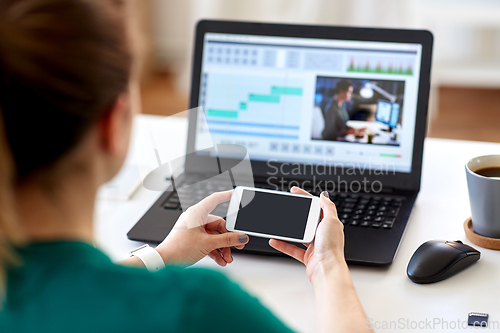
{"left": 313, "top": 76, "right": 404, "bottom": 146}
{"left": 322, "top": 80, "right": 365, "bottom": 141}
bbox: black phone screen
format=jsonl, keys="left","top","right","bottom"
{"left": 234, "top": 190, "right": 312, "bottom": 239}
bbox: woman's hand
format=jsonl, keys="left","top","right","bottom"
{"left": 271, "top": 188, "right": 370, "bottom": 333}
{"left": 269, "top": 187, "right": 346, "bottom": 283}
{"left": 155, "top": 190, "right": 249, "bottom": 267}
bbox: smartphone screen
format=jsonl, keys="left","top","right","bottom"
{"left": 234, "top": 189, "right": 312, "bottom": 239}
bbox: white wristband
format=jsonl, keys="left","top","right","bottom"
{"left": 130, "top": 244, "right": 165, "bottom": 272}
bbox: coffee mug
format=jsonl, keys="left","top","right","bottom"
{"left": 466, "top": 155, "right": 500, "bottom": 238}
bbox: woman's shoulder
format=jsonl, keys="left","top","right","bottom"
{"left": 5, "top": 241, "right": 243, "bottom": 332}
{"left": 15, "top": 240, "right": 233, "bottom": 294}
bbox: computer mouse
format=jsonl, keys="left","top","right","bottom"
{"left": 407, "top": 240, "right": 480, "bottom": 284}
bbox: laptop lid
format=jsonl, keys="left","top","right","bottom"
{"left": 186, "top": 20, "right": 433, "bottom": 192}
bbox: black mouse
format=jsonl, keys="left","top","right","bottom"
{"left": 407, "top": 240, "right": 480, "bottom": 284}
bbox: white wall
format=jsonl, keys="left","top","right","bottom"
{"left": 151, "top": 0, "right": 500, "bottom": 93}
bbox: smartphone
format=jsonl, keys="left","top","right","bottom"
{"left": 225, "top": 186, "right": 321, "bottom": 243}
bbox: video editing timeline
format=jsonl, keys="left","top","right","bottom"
{"left": 197, "top": 33, "right": 422, "bottom": 173}
{"left": 199, "top": 72, "right": 303, "bottom": 140}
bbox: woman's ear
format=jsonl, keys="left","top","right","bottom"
{"left": 99, "top": 93, "right": 133, "bottom": 157}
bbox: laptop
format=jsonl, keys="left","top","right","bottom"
{"left": 128, "top": 20, "right": 433, "bottom": 266}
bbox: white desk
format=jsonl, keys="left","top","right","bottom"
{"left": 346, "top": 120, "right": 401, "bottom": 146}
{"left": 95, "top": 114, "right": 500, "bottom": 333}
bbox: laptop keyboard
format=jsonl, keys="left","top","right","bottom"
{"left": 324, "top": 192, "right": 403, "bottom": 229}
{"left": 162, "top": 181, "right": 404, "bottom": 229}
{"left": 163, "top": 181, "right": 234, "bottom": 218}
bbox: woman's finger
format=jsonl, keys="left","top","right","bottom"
{"left": 208, "top": 230, "right": 232, "bottom": 263}
{"left": 208, "top": 228, "right": 246, "bottom": 250}
{"left": 205, "top": 217, "right": 228, "bottom": 232}
{"left": 221, "top": 247, "right": 233, "bottom": 263}
{"left": 290, "top": 186, "right": 312, "bottom": 196}
{"left": 320, "top": 192, "right": 338, "bottom": 217}
{"left": 209, "top": 232, "right": 249, "bottom": 250}
{"left": 198, "top": 190, "right": 233, "bottom": 215}
{"left": 269, "top": 239, "right": 306, "bottom": 264}
{"left": 208, "top": 250, "right": 227, "bottom": 267}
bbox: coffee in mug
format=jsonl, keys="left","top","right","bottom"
{"left": 474, "top": 167, "right": 500, "bottom": 178}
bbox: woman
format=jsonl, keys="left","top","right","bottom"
{"left": 0, "top": 0, "right": 369, "bottom": 332}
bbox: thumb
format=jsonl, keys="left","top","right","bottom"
{"left": 210, "top": 232, "right": 249, "bottom": 249}
{"left": 320, "top": 191, "right": 338, "bottom": 217}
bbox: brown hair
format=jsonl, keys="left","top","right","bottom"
{"left": 0, "top": 0, "right": 134, "bottom": 294}
{"left": 0, "top": 0, "right": 133, "bottom": 179}
{"left": 0, "top": 112, "right": 21, "bottom": 300}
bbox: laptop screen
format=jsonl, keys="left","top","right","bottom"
{"left": 195, "top": 33, "right": 423, "bottom": 173}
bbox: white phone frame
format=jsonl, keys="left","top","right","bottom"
{"left": 225, "top": 186, "right": 321, "bottom": 244}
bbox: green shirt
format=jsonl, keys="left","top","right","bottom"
{"left": 1, "top": 241, "right": 294, "bottom": 333}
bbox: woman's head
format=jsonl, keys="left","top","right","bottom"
{"left": 0, "top": 0, "right": 135, "bottom": 182}
{"left": 0, "top": 0, "right": 137, "bottom": 298}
